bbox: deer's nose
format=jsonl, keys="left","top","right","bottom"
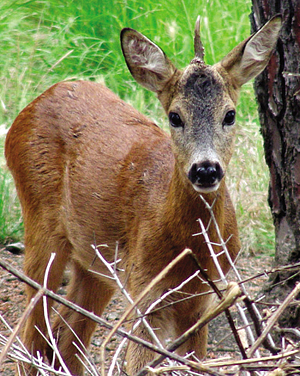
{"left": 188, "top": 161, "right": 224, "bottom": 188}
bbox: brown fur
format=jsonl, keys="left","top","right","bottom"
{"left": 5, "top": 16, "right": 281, "bottom": 375}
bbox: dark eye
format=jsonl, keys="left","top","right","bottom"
{"left": 223, "top": 110, "right": 236, "bottom": 126}
{"left": 169, "top": 112, "right": 184, "bottom": 128}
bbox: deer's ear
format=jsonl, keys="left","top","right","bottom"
{"left": 221, "top": 15, "right": 282, "bottom": 87}
{"left": 121, "top": 28, "right": 176, "bottom": 93}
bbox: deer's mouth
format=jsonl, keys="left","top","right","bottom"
{"left": 191, "top": 181, "right": 221, "bottom": 194}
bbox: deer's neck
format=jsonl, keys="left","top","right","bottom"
{"left": 163, "top": 162, "right": 226, "bottom": 247}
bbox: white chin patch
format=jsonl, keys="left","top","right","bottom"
{"left": 192, "top": 183, "right": 220, "bottom": 193}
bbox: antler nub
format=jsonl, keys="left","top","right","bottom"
{"left": 194, "top": 16, "right": 205, "bottom": 61}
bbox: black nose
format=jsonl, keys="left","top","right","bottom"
{"left": 188, "top": 161, "right": 224, "bottom": 187}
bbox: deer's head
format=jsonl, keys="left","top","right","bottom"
{"left": 121, "top": 16, "right": 281, "bottom": 193}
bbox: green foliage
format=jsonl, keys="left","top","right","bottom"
{"left": 0, "top": 0, "right": 253, "bottom": 120}
{"left": 0, "top": 168, "right": 23, "bottom": 244}
{"left": 0, "top": 0, "right": 275, "bottom": 253}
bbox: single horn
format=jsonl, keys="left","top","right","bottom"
{"left": 194, "top": 16, "right": 205, "bottom": 61}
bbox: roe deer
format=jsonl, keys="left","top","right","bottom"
{"left": 5, "top": 16, "right": 281, "bottom": 376}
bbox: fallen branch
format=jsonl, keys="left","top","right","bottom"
{"left": 204, "top": 346, "right": 299, "bottom": 368}
{"left": 99, "top": 248, "right": 193, "bottom": 376}
{"left": 0, "top": 288, "right": 45, "bottom": 368}
{"left": 247, "top": 282, "right": 300, "bottom": 358}
{"left": 136, "top": 282, "right": 243, "bottom": 376}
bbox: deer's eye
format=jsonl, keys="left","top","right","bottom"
{"left": 223, "top": 110, "right": 236, "bottom": 126}
{"left": 169, "top": 112, "right": 184, "bottom": 128}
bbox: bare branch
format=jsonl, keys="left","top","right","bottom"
{"left": 136, "top": 282, "right": 242, "bottom": 376}
{"left": 247, "top": 283, "right": 300, "bottom": 358}
{"left": 0, "top": 288, "right": 45, "bottom": 368}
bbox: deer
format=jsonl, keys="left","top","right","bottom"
{"left": 5, "top": 15, "right": 281, "bottom": 376}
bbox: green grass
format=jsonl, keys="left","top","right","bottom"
{"left": 0, "top": 168, "right": 23, "bottom": 243}
{"left": 0, "top": 0, "right": 274, "bottom": 253}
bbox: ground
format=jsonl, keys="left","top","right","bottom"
{"left": 0, "top": 245, "right": 273, "bottom": 375}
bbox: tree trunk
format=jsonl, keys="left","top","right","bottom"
{"left": 250, "top": 1, "right": 300, "bottom": 327}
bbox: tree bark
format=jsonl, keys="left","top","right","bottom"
{"left": 250, "top": 1, "right": 300, "bottom": 327}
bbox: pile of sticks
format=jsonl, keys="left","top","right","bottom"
{"left": 0, "top": 197, "right": 299, "bottom": 376}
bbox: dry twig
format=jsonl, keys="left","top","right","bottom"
{"left": 247, "top": 283, "right": 300, "bottom": 358}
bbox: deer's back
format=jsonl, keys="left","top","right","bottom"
{"left": 5, "top": 81, "right": 174, "bottom": 262}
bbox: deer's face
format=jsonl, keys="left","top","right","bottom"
{"left": 163, "top": 62, "right": 238, "bottom": 193}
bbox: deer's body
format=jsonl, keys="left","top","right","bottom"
{"left": 5, "top": 16, "right": 281, "bottom": 376}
